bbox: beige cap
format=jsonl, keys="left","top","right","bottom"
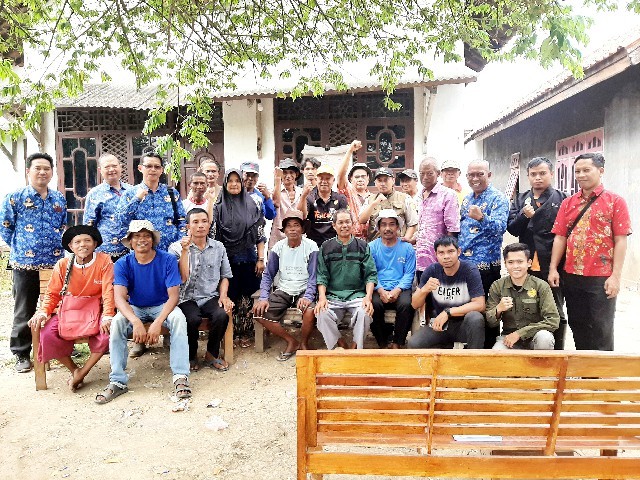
{"left": 440, "top": 159, "right": 461, "bottom": 171}
{"left": 121, "top": 220, "right": 161, "bottom": 249}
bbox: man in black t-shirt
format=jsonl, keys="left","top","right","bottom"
{"left": 408, "top": 236, "right": 486, "bottom": 349}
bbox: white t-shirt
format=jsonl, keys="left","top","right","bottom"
{"left": 271, "top": 237, "right": 318, "bottom": 295}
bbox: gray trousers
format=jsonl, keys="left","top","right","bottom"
{"left": 407, "top": 311, "right": 485, "bottom": 349}
{"left": 492, "top": 330, "right": 555, "bottom": 350}
{"left": 316, "top": 298, "right": 372, "bottom": 350}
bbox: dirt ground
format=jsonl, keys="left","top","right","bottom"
{"left": 1, "top": 286, "right": 639, "bottom": 480}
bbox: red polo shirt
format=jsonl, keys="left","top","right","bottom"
{"left": 552, "top": 184, "right": 632, "bottom": 277}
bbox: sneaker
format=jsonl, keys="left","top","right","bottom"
{"left": 129, "top": 343, "right": 148, "bottom": 358}
{"left": 15, "top": 356, "right": 32, "bottom": 373}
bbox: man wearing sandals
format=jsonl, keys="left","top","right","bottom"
{"left": 96, "top": 220, "right": 191, "bottom": 404}
{"left": 169, "top": 207, "right": 234, "bottom": 371}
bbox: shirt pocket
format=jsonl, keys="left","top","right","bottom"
{"left": 521, "top": 298, "right": 539, "bottom": 321}
{"left": 201, "top": 262, "right": 219, "bottom": 283}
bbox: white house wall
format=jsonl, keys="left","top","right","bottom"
{"left": 422, "top": 83, "right": 466, "bottom": 164}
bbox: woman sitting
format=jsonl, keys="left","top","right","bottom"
{"left": 29, "top": 225, "right": 115, "bottom": 391}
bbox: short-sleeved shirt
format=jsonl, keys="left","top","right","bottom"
{"left": 364, "top": 190, "right": 418, "bottom": 241}
{"left": 369, "top": 238, "right": 416, "bottom": 291}
{"left": 418, "top": 259, "right": 484, "bottom": 316}
{"left": 305, "top": 188, "right": 349, "bottom": 247}
{"left": 552, "top": 185, "right": 632, "bottom": 277}
{"left": 84, "top": 181, "right": 132, "bottom": 255}
{"left": 337, "top": 182, "right": 370, "bottom": 240}
{"left": 114, "top": 250, "right": 181, "bottom": 307}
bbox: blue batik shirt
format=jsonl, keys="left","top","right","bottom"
{"left": 84, "top": 181, "right": 132, "bottom": 255}
{"left": 115, "top": 182, "right": 187, "bottom": 252}
{"left": 0, "top": 185, "right": 67, "bottom": 269}
{"left": 459, "top": 184, "right": 509, "bottom": 269}
{"left": 250, "top": 188, "right": 277, "bottom": 220}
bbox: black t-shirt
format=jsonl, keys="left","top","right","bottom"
{"left": 305, "top": 188, "right": 348, "bottom": 247}
{"left": 419, "top": 259, "right": 484, "bottom": 316}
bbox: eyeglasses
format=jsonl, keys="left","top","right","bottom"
{"left": 142, "top": 164, "right": 163, "bottom": 170}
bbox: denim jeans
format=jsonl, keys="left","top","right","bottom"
{"left": 108, "top": 304, "right": 189, "bottom": 386}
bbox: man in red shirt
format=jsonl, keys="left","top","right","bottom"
{"left": 548, "top": 153, "right": 632, "bottom": 350}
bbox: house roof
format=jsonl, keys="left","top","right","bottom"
{"left": 466, "top": 27, "right": 640, "bottom": 142}
{"left": 55, "top": 60, "right": 477, "bottom": 109}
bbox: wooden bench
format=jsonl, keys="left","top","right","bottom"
{"left": 296, "top": 349, "right": 640, "bottom": 479}
{"left": 33, "top": 269, "right": 233, "bottom": 391}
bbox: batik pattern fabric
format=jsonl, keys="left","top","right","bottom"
{"left": 84, "top": 181, "right": 132, "bottom": 255}
{"left": 459, "top": 185, "right": 509, "bottom": 270}
{"left": 0, "top": 186, "right": 66, "bottom": 269}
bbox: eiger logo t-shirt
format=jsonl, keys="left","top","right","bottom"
{"left": 418, "top": 260, "right": 484, "bottom": 316}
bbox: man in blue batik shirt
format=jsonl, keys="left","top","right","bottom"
{"left": 115, "top": 151, "right": 186, "bottom": 252}
{"left": 459, "top": 160, "right": 509, "bottom": 348}
{"left": 0, "top": 152, "right": 67, "bottom": 373}
{"left": 84, "top": 153, "right": 132, "bottom": 261}
{"left": 240, "top": 161, "right": 277, "bottom": 220}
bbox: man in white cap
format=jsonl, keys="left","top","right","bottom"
{"left": 398, "top": 169, "right": 421, "bottom": 206}
{"left": 253, "top": 210, "right": 318, "bottom": 357}
{"left": 95, "top": 219, "right": 191, "bottom": 404}
{"left": 240, "top": 161, "right": 276, "bottom": 220}
{"left": 440, "top": 159, "right": 469, "bottom": 205}
{"left": 297, "top": 164, "right": 348, "bottom": 248}
{"left": 368, "top": 210, "right": 416, "bottom": 348}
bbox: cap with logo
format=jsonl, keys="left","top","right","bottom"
{"left": 397, "top": 169, "right": 418, "bottom": 181}
{"left": 374, "top": 167, "right": 395, "bottom": 179}
{"left": 240, "top": 161, "right": 260, "bottom": 174}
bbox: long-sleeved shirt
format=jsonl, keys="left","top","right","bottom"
{"left": 84, "top": 181, "right": 132, "bottom": 256}
{"left": 369, "top": 238, "right": 416, "bottom": 291}
{"left": 115, "top": 182, "right": 186, "bottom": 251}
{"left": 316, "top": 236, "right": 377, "bottom": 301}
{"left": 250, "top": 188, "right": 277, "bottom": 220}
{"left": 41, "top": 252, "right": 115, "bottom": 319}
{"left": 259, "top": 237, "right": 318, "bottom": 301}
{"left": 0, "top": 185, "right": 66, "bottom": 269}
{"left": 485, "top": 274, "right": 559, "bottom": 340}
{"left": 459, "top": 185, "right": 509, "bottom": 269}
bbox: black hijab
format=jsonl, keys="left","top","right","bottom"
{"left": 214, "top": 168, "right": 264, "bottom": 258}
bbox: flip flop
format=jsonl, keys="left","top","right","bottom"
{"left": 95, "top": 383, "right": 128, "bottom": 404}
{"left": 203, "top": 357, "right": 229, "bottom": 372}
{"left": 240, "top": 338, "right": 252, "bottom": 348}
{"left": 276, "top": 351, "right": 296, "bottom": 362}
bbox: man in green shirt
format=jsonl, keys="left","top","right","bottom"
{"left": 486, "top": 243, "right": 559, "bottom": 350}
{"left": 315, "top": 209, "right": 377, "bottom": 349}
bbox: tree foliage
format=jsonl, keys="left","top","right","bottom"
{"left": 0, "top": 0, "right": 633, "bottom": 177}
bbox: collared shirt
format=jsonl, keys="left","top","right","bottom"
{"left": 416, "top": 183, "right": 460, "bottom": 271}
{"left": 338, "top": 182, "right": 370, "bottom": 240}
{"left": 364, "top": 190, "right": 418, "bottom": 241}
{"left": 369, "top": 238, "right": 416, "bottom": 291}
{"left": 552, "top": 184, "right": 632, "bottom": 277}
{"left": 459, "top": 185, "right": 509, "bottom": 269}
{"left": 305, "top": 188, "right": 349, "bottom": 247}
{"left": 115, "top": 182, "right": 187, "bottom": 251}
{"left": 168, "top": 237, "right": 233, "bottom": 304}
{"left": 0, "top": 185, "right": 66, "bottom": 269}
{"left": 84, "top": 181, "right": 132, "bottom": 255}
{"left": 268, "top": 185, "right": 304, "bottom": 250}
{"left": 486, "top": 274, "right": 560, "bottom": 340}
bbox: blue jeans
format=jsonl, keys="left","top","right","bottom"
{"left": 109, "top": 304, "right": 189, "bottom": 386}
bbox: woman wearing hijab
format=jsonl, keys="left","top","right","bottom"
{"left": 213, "top": 168, "right": 266, "bottom": 347}
{"left": 29, "top": 225, "right": 114, "bottom": 391}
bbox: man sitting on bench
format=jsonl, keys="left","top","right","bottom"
{"left": 96, "top": 220, "right": 191, "bottom": 404}
{"left": 253, "top": 210, "right": 318, "bottom": 360}
{"left": 169, "top": 207, "right": 234, "bottom": 371}
{"left": 408, "top": 235, "right": 485, "bottom": 349}
{"left": 485, "top": 242, "right": 559, "bottom": 350}
{"left": 315, "top": 209, "right": 377, "bottom": 350}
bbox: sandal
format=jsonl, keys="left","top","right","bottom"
{"left": 203, "top": 357, "right": 229, "bottom": 372}
{"left": 240, "top": 337, "right": 252, "bottom": 348}
{"left": 95, "top": 383, "right": 128, "bottom": 404}
{"left": 190, "top": 360, "right": 201, "bottom": 372}
{"left": 174, "top": 377, "right": 192, "bottom": 399}
{"left": 276, "top": 351, "right": 296, "bottom": 362}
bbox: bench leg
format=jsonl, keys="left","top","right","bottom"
{"left": 254, "top": 319, "right": 265, "bottom": 353}
{"left": 223, "top": 314, "right": 234, "bottom": 365}
{"left": 32, "top": 326, "right": 47, "bottom": 391}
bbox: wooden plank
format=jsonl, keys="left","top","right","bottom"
{"left": 563, "top": 391, "right": 640, "bottom": 402}
{"left": 317, "top": 431, "right": 426, "bottom": 447}
{"left": 438, "top": 377, "right": 558, "bottom": 390}
{"left": 318, "top": 399, "right": 430, "bottom": 411}
{"left": 316, "top": 386, "right": 430, "bottom": 399}
{"left": 561, "top": 402, "right": 640, "bottom": 413}
{"left": 566, "top": 356, "right": 640, "bottom": 377}
{"left": 433, "top": 412, "right": 551, "bottom": 425}
{"left": 297, "top": 396, "right": 307, "bottom": 480}
{"left": 306, "top": 452, "right": 640, "bottom": 478}
{"left": 296, "top": 355, "right": 318, "bottom": 448}
{"left": 565, "top": 379, "right": 640, "bottom": 390}
{"left": 319, "top": 411, "right": 429, "bottom": 423}
{"left": 437, "top": 355, "right": 564, "bottom": 377}
{"left": 436, "top": 389, "right": 555, "bottom": 402}
{"left": 545, "top": 355, "right": 568, "bottom": 455}
{"left": 317, "top": 423, "right": 427, "bottom": 435}
{"left": 557, "top": 426, "right": 640, "bottom": 437}
{"left": 558, "top": 414, "right": 640, "bottom": 425}
{"left": 32, "top": 324, "right": 47, "bottom": 391}
{"left": 432, "top": 425, "right": 549, "bottom": 437}
{"left": 436, "top": 400, "right": 553, "bottom": 413}
{"left": 315, "top": 355, "right": 435, "bottom": 375}
{"left": 316, "top": 374, "right": 431, "bottom": 388}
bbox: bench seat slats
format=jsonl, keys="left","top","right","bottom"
{"left": 562, "top": 391, "right": 640, "bottom": 401}
{"left": 317, "top": 423, "right": 427, "bottom": 435}
{"left": 316, "top": 356, "right": 436, "bottom": 375}
{"left": 316, "top": 374, "right": 431, "bottom": 387}
{"left": 433, "top": 412, "right": 552, "bottom": 424}
{"left": 438, "top": 377, "right": 558, "bottom": 389}
{"left": 316, "top": 386, "right": 430, "bottom": 399}
{"left": 565, "top": 379, "right": 640, "bottom": 390}
{"left": 437, "top": 356, "right": 565, "bottom": 377}
{"left": 318, "top": 399, "right": 430, "bottom": 411}
{"left": 319, "top": 411, "right": 429, "bottom": 423}
{"left": 435, "top": 390, "right": 555, "bottom": 402}
{"left": 560, "top": 401, "right": 640, "bottom": 413}
{"left": 436, "top": 400, "right": 553, "bottom": 412}
{"left": 566, "top": 357, "right": 640, "bottom": 377}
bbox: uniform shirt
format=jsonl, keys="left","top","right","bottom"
{"left": 114, "top": 250, "right": 181, "bottom": 308}
{"left": 551, "top": 184, "right": 632, "bottom": 277}
{"left": 115, "top": 182, "right": 187, "bottom": 251}
{"left": 416, "top": 183, "right": 460, "bottom": 271}
{"left": 84, "top": 181, "right": 132, "bottom": 256}
{"left": 0, "top": 185, "right": 66, "bottom": 269}
{"left": 486, "top": 274, "right": 560, "bottom": 340}
{"left": 459, "top": 185, "right": 509, "bottom": 269}
{"left": 369, "top": 238, "right": 416, "bottom": 291}
{"left": 168, "top": 237, "right": 232, "bottom": 305}
{"left": 305, "top": 188, "right": 349, "bottom": 247}
{"left": 364, "top": 190, "right": 418, "bottom": 241}
{"left": 260, "top": 237, "right": 318, "bottom": 301}
{"left": 418, "top": 260, "right": 484, "bottom": 317}
{"left": 317, "top": 236, "right": 378, "bottom": 302}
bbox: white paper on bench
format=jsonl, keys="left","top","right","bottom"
{"left": 453, "top": 435, "right": 503, "bottom": 442}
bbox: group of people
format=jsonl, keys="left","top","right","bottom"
{"left": 0, "top": 141, "right": 631, "bottom": 403}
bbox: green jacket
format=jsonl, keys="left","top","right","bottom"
{"left": 486, "top": 274, "right": 559, "bottom": 340}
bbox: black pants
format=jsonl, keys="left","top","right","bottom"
{"left": 479, "top": 265, "right": 501, "bottom": 349}
{"left": 371, "top": 290, "right": 414, "bottom": 347}
{"left": 562, "top": 273, "right": 615, "bottom": 351}
{"left": 530, "top": 269, "right": 567, "bottom": 350}
{"left": 178, "top": 298, "right": 229, "bottom": 360}
{"left": 11, "top": 269, "right": 40, "bottom": 357}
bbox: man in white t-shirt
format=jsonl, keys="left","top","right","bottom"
{"left": 252, "top": 210, "right": 319, "bottom": 360}
{"left": 181, "top": 172, "right": 208, "bottom": 213}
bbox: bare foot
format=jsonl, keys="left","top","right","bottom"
{"left": 350, "top": 342, "right": 357, "bottom": 349}
{"left": 299, "top": 343, "right": 309, "bottom": 350}
{"left": 68, "top": 369, "right": 85, "bottom": 392}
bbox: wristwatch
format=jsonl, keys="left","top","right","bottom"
{"left": 444, "top": 308, "right": 453, "bottom": 318}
